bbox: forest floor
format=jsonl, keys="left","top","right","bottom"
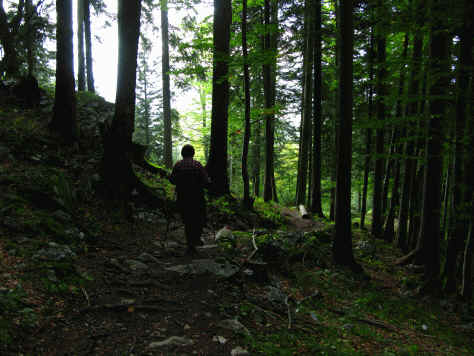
{"left": 1, "top": 94, "right": 474, "bottom": 355}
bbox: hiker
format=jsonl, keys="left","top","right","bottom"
{"left": 169, "top": 144, "right": 210, "bottom": 255}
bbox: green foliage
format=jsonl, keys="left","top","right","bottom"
{"left": 208, "top": 196, "right": 237, "bottom": 218}
{"left": 253, "top": 198, "right": 284, "bottom": 225}
{"left": 0, "top": 285, "right": 38, "bottom": 346}
{"left": 53, "top": 171, "right": 77, "bottom": 214}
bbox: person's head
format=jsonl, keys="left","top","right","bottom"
{"left": 181, "top": 144, "right": 195, "bottom": 158}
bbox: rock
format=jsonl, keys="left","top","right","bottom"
{"left": 126, "top": 259, "right": 149, "bottom": 271}
{"left": 341, "top": 323, "right": 354, "bottom": 331}
{"left": 33, "top": 242, "right": 77, "bottom": 261}
{"left": 154, "top": 241, "right": 180, "bottom": 249}
{"left": 231, "top": 346, "right": 250, "bottom": 356}
{"left": 148, "top": 336, "right": 194, "bottom": 349}
{"left": 217, "top": 319, "right": 250, "bottom": 335}
{"left": 47, "top": 269, "right": 58, "bottom": 282}
{"left": 165, "top": 259, "right": 239, "bottom": 278}
{"left": 52, "top": 210, "right": 72, "bottom": 222}
{"left": 212, "top": 335, "right": 227, "bottom": 344}
{"left": 137, "top": 252, "right": 160, "bottom": 264}
{"left": 266, "top": 286, "right": 287, "bottom": 304}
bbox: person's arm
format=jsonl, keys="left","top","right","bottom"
{"left": 198, "top": 163, "right": 211, "bottom": 188}
{"left": 169, "top": 163, "right": 179, "bottom": 185}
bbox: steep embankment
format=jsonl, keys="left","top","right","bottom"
{"left": 1, "top": 91, "right": 473, "bottom": 355}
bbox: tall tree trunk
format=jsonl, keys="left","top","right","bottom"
{"left": 333, "top": 0, "right": 360, "bottom": 272}
{"left": 25, "top": 0, "right": 34, "bottom": 76}
{"left": 77, "top": 0, "right": 85, "bottom": 91}
{"left": 384, "top": 33, "right": 409, "bottom": 242}
{"left": 50, "top": 0, "right": 77, "bottom": 142}
{"left": 241, "top": 0, "right": 252, "bottom": 208}
{"left": 206, "top": 0, "right": 232, "bottom": 196}
{"left": 296, "top": 0, "right": 314, "bottom": 205}
{"left": 161, "top": 0, "right": 173, "bottom": 169}
{"left": 84, "top": 0, "right": 95, "bottom": 92}
{"left": 396, "top": 0, "right": 425, "bottom": 252}
{"left": 461, "top": 75, "right": 474, "bottom": 299}
{"left": 311, "top": 0, "right": 324, "bottom": 217}
{"left": 360, "top": 29, "right": 375, "bottom": 230}
{"left": 371, "top": 0, "right": 387, "bottom": 239}
{"left": 415, "top": 0, "right": 449, "bottom": 292}
{"left": 101, "top": 0, "right": 142, "bottom": 202}
{"left": 252, "top": 112, "right": 262, "bottom": 197}
{"left": 444, "top": 0, "right": 473, "bottom": 294}
{"left": 200, "top": 85, "right": 209, "bottom": 161}
{"left": 263, "top": 0, "right": 277, "bottom": 202}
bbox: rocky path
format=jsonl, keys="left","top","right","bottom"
{"left": 20, "top": 219, "right": 252, "bottom": 356}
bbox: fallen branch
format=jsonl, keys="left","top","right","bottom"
{"left": 80, "top": 303, "right": 181, "bottom": 314}
{"left": 327, "top": 307, "right": 399, "bottom": 332}
{"left": 81, "top": 287, "right": 90, "bottom": 307}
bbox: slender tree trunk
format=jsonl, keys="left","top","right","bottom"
{"left": 241, "top": 0, "right": 252, "bottom": 208}
{"left": 371, "top": 0, "right": 387, "bottom": 239}
{"left": 206, "top": 0, "right": 232, "bottom": 196}
{"left": 25, "top": 0, "right": 34, "bottom": 76}
{"left": 333, "top": 0, "right": 360, "bottom": 272}
{"left": 384, "top": 33, "right": 409, "bottom": 242}
{"left": 77, "top": 0, "right": 85, "bottom": 91}
{"left": 415, "top": 0, "right": 449, "bottom": 292}
{"left": 50, "top": 0, "right": 77, "bottom": 142}
{"left": 101, "top": 0, "right": 142, "bottom": 202}
{"left": 253, "top": 113, "right": 262, "bottom": 197}
{"left": 200, "top": 85, "right": 209, "bottom": 161}
{"left": 397, "top": 0, "right": 424, "bottom": 251}
{"left": 84, "top": 0, "right": 95, "bottom": 92}
{"left": 263, "top": 0, "right": 277, "bottom": 202}
{"left": 161, "top": 0, "right": 172, "bottom": 169}
{"left": 311, "top": 0, "right": 324, "bottom": 217}
{"left": 296, "top": 0, "right": 314, "bottom": 205}
{"left": 361, "top": 29, "right": 375, "bottom": 230}
{"left": 444, "top": 0, "right": 473, "bottom": 293}
{"left": 461, "top": 79, "right": 474, "bottom": 299}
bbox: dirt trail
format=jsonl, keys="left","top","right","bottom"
{"left": 14, "top": 207, "right": 322, "bottom": 356}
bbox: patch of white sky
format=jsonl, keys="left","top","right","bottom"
{"left": 75, "top": 0, "right": 213, "bottom": 108}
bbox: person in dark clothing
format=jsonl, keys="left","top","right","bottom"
{"left": 169, "top": 144, "right": 210, "bottom": 255}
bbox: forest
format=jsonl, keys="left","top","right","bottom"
{"left": 0, "top": 0, "right": 473, "bottom": 354}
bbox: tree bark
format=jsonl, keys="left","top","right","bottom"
{"left": 384, "top": 33, "right": 409, "bottom": 243}
{"left": 263, "top": 0, "right": 277, "bottom": 202}
{"left": 84, "top": 0, "right": 95, "bottom": 92}
{"left": 371, "top": 0, "right": 387, "bottom": 239}
{"left": 206, "top": 0, "right": 232, "bottom": 196}
{"left": 296, "top": 0, "right": 313, "bottom": 206}
{"left": 396, "top": 0, "right": 424, "bottom": 252}
{"left": 77, "top": 0, "right": 85, "bottom": 91}
{"left": 333, "top": 0, "right": 360, "bottom": 272}
{"left": 50, "top": 0, "right": 77, "bottom": 143}
{"left": 311, "top": 0, "right": 324, "bottom": 217}
{"left": 444, "top": 0, "right": 473, "bottom": 294}
{"left": 415, "top": 0, "right": 449, "bottom": 291}
{"left": 161, "top": 0, "right": 172, "bottom": 169}
{"left": 241, "top": 0, "right": 252, "bottom": 208}
{"left": 101, "top": 0, "right": 142, "bottom": 202}
{"left": 361, "top": 28, "right": 375, "bottom": 230}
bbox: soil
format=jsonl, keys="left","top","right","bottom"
{"left": 12, "top": 208, "right": 312, "bottom": 356}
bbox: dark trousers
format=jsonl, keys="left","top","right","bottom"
{"left": 178, "top": 196, "right": 206, "bottom": 247}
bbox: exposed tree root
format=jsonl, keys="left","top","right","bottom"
{"left": 394, "top": 247, "right": 421, "bottom": 266}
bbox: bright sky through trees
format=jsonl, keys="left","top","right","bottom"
{"left": 74, "top": 0, "right": 213, "bottom": 104}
